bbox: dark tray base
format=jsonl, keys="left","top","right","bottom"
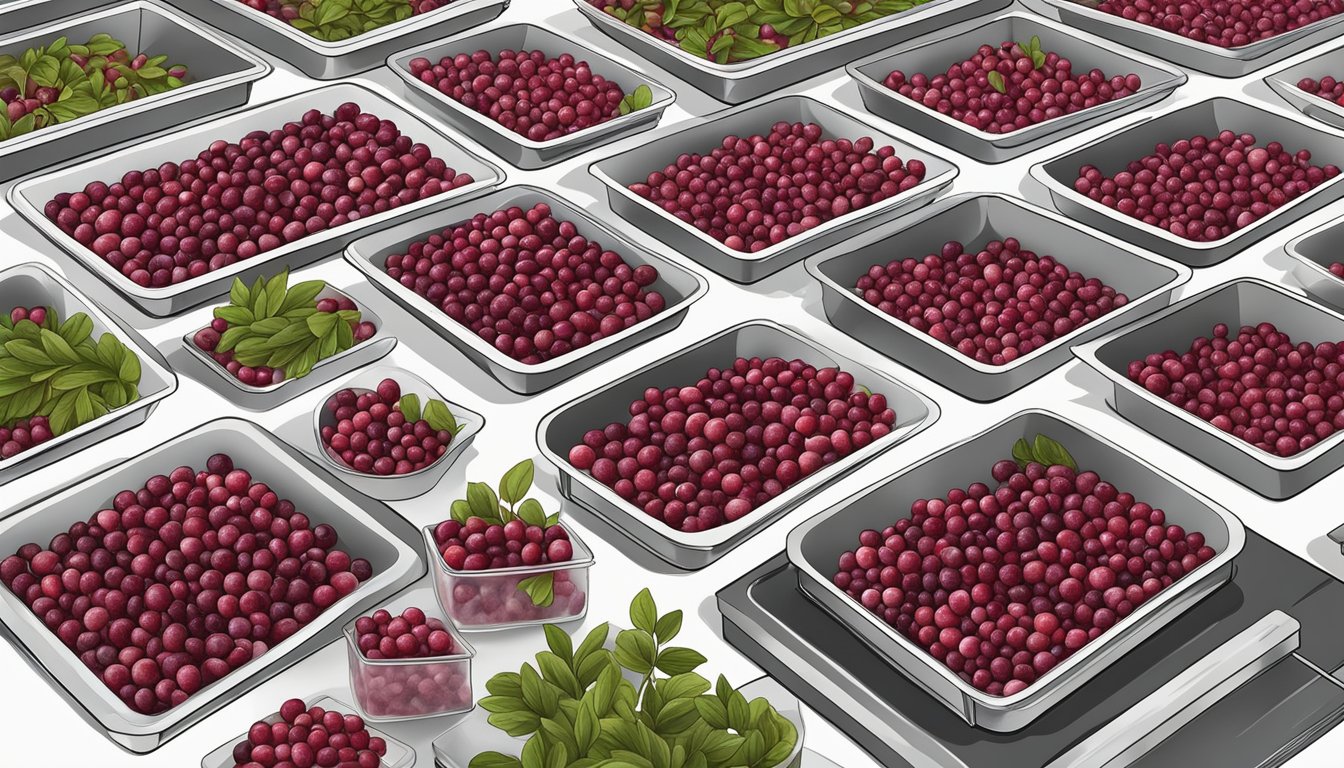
{"left": 719, "top": 532, "right": 1344, "bottom": 768}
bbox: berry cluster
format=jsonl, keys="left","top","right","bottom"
{"left": 320, "top": 379, "right": 456, "bottom": 476}
{"left": 353, "top": 606, "right": 455, "bottom": 659}
{"left": 229, "top": 698, "right": 387, "bottom": 768}
{"left": 1094, "top": 0, "right": 1344, "bottom": 48}
{"left": 1298, "top": 76, "right": 1344, "bottom": 106}
{"left": 349, "top": 607, "right": 471, "bottom": 718}
{"left": 433, "top": 518, "right": 573, "bottom": 572}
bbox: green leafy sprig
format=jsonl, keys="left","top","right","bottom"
{"left": 395, "top": 392, "right": 463, "bottom": 436}
{"left": 285, "top": 0, "right": 415, "bottom": 42}
{"left": 1011, "top": 434, "right": 1078, "bottom": 472}
{"left": 472, "top": 589, "right": 799, "bottom": 768}
{"left": 618, "top": 85, "right": 655, "bottom": 116}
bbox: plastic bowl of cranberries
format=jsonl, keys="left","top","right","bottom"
{"left": 537, "top": 320, "right": 939, "bottom": 569}
{"left": 345, "top": 185, "right": 708, "bottom": 393}
{"left": 0, "top": 418, "right": 423, "bottom": 752}
{"left": 344, "top": 603, "right": 475, "bottom": 721}
{"left": 590, "top": 94, "right": 957, "bottom": 283}
{"left": 200, "top": 695, "right": 414, "bottom": 767}
{"left": 787, "top": 409, "right": 1243, "bottom": 731}
{"left": 806, "top": 193, "right": 1190, "bottom": 401}
{"left": 1074, "top": 277, "right": 1344, "bottom": 499}
{"left": 389, "top": 23, "right": 676, "bottom": 169}
{"left": 1031, "top": 97, "right": 1344, "bottom": 267}
{"left": 313, "top": 367, "right": 483, "bottom": 500}
{"left": 847, "top": 13, "right": 1186, "bottom": 163}
{"left": 1263, "top": 41, "right": 1344, "bottom": 131}
{"left": 9, "top": 82, "right": 502, "bottom": 317}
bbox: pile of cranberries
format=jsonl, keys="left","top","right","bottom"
{"left": 835, "top": 454, "right": 1216, "bottom": 696}
{"left": 229, "top": 698, "right": 387, "bottom": 768}
{"left": 1093, "top": 0, "right": 1344, "bottom": 47}
{"left": 1073, "top": 131, "right": 1340, "bottom": 242}
{"left": 320, "top": 379, "right": 455, "bottom": 475}
{"left": 408, "top": 50, "right": 629, "bottom": 142}
{"left": 42, "top": 101, "right": 473, "bottom": 289}
{"left": 1328, "top": 262, "right": 1344, "bottom": 278}
{"left": 349, "top": 606, "right": 471, "bottom": 718}
{"left": 629, "top": 121, "right": 928, "bottom": 253}
{"left": 0, "top": 454, "right": 373, "bottom": 714}
{"left": 431, "top": 518, "right": 585, "bottom": 625}
{"left": 381, "top": 202, "right": 666, "bottom": 363}
{"left": 566, "top": 356, "right": 898, "bottom": 532}
{"left": 1128, "top": 321, "right": 1344, "bottom": 457}
{"left": 883, "top": 42, "right": 1142, "bottom": 134}
{"left": 855, "top": 238, "right": 1129, "bottom": 365}
{"left": 433, "top": 517, "right": 574, "bottom": 572}
{"left": 1298, "top": 76, "right": 1344, "bottom": 106}
{"left": 353, "top": 606, "right": 456, "bottom": 659}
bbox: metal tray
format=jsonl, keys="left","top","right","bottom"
{"left": 1018, "top": 0, "right": 1344, "bottom": 77}
{"left": 200, "top": 695, "right": 416, "bottom": 768}
{"left": 536, "top": 319, "right": 940, "bottom": 570}
{"left": 1073, "top": 278, "right": 1344, "bottom": 499}
{"left": 1264, "top": 38, "right": 1344, "bottom": 131}
{"left": 311, "top": 363, "right": 485, "bottom": 501}
{"left": 164, "top": 0, "right": 508, "bottom": 80}
{"left": 1029, "top": 96, "right": 1344, "bottom": 267}
{"left": 574, "top": 0, "right": 1009, "bottom": 104}
{"left": 181, "top": 283, "right": 396, "bottom": 411}
{"left": 0, "top": 417, "right": 425, "bottom": 753}
{"left": 0, "top": 0, "right": 106, "bottom": 34}
{"left": 806, "top": 193, "right": 1190, "bottom": 401}
{"left": 590, "top": 95, "right": 958, "bottom": 284}
{"left": 388, "top": 23, "right": 676, "bottom": 169}
{"left": 786, "top": 408, "right": 1245, "bottom": 732}
{"left": 7, "top": 82, "right": 504, "bottom": 318}
{"left": 1286, "top": 210, "right": 1344, "bottom": 311}
{"left": 0, "top": 262, "right": 176, "bottom": 484}
{"left": 345, "top": 184, "right": 708, "bottom": 394}
{"left": 0, "top": 1, "right": 270, "bottom": 183}
{"left": 847, "top": 11, "right": 1187, "bottom": 163}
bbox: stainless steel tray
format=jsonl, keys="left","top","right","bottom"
{"left": 786, "top": 408, "right": 1245, "bottom": 732}
{"left": 310, "top": 363, "right": 485, "bottom": 501}
{"left": 387, "top": 23, "right": 675, "bottom": 169}
{"left": 345, "top": 184, "right": 708, "bottom": 394}
{"left": 1073, "top": 278, "right": 1344, "bottom": 499}
{"left": 574, "top": 0, "right": 1010, "bottom": 104}
{"left": 0, "top": 1, "right": 270, "bottom": 183}
{"left": 164, "top": 0, "right": 508, "bottom": 80}
{"left": 180, "top": 283, "right": 397, "bottom": 411}
{"left": 847, "top": 11, "right": 1187, "bottom": 163}
{"left": 1018, "top": 0, "right": 1344, "bottom": 77}
{"left": 0, "top": 0, "right": 106, "bottom": 34}
{"left": 1029, "top": 96, "right": 1344, "bottom": 267}
{"left": 200, "top": 695, "right": 416, "bottom": 768}
{"left": 1264, "top": 38, "right": 1344, "bottom": 131}
{"left": 536, "top": 319, "right": 940, "bottom": 570}
{"left": 0, "top": 417, "right": 425, "bottom": 752}
{"left": 1285, "top": 209, "right": 1344, "bottom": 311}
{"left": 805, "top": 193, "right": 1190, "bottom": 401}
{"left": 0, "top": 262, "right": 176, "bottom": 485}
{"left": 8, "top": 82, "right": 505, "bottom": 317}
{"left": 590, "top": 95, "right": 958, "bottom": 284}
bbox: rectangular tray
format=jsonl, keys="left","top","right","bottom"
{"left": 345, "top": 184, "right": 708, "bottom": 394}
{"left": 805, "top": 192, "right": 1190, "bottom": 401}
{"left": 200, "top": 695, "right": 415, "bottom": 768}
{"left": 164, "top": 0, "right": 507, "bottom": 79}
{"left": 387, "top": 23, "right": 676, "bottom": 169}
{"left": 8, "top": 81, "right": 504, "bottom": 317}
{"left": 1030, "top": 97, "right": 1344, "bottom": 267}
{"left": 847, "top": 11, "right": 1186, "bottom": 163}
{"left": 786, "top": 408, "right": 1245, "bottom": 732}
{"left": 1073, "top": 278, "right": 1344, "bottom": 499}
{"left": 590, "top": 94, "right": 958, "bottom": 284}
{"left": 0, "top": 262, "right": 176, "bottom": 486}
{"left": 1265, "top": 39, "right": 1344, "bottom": 131}
{"left": 574, "top": 0, "right": 1009, "bottom": 104}
{"left": 1284, "top": 209, "right": 1344, "bottom": 311}
{"left": 0, "top": 0, "right": 106, "bottom": 34}
{"left": 0, "top": 1, "right": 270, "bottom": 182}
{"left": 1018, "top": 0, "right": 1344, "bottom": 77}
{"left": 536, "top": 319, "right": 940, "bottom": 569}
{"left": 0, "top": 417, "right": 425, "bottom": 753}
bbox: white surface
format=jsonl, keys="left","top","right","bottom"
{"left": 0, "top": 1, "right": 1343, "bottom": 766}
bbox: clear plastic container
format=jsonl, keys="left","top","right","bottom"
{"left": 344, "top": 608, "right": 476, "bottom": 721}
{"left": 423, "top": 524, "right": 594, "bottom": 630}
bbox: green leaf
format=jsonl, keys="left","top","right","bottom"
{"left": 614, "top": 629, "right": 656, "bottom": 675}
{"left": 306, "top": 311, "right": 339, "bottom": 338}
{"left": 470, "top": 753, "right": 524, "bottom": 768}
{"left": 575, "top": 700, "right": 600, "bottom": 754}
{"left": 655, "top": 647, "right": 707, "bottom": 676}
{"left": 987, "top": 70, "right": 1006, "bottom": 94}
{"left": 481, "top": 694, "right": 527, "bottom": 713}
{"left": 544, "top": 623, "right": 574, "bottom": 663}
{"left": 1011, "top": 434, "right": 1078, "bottom": 472}
{"left": 519, "top": 572, "right": 556, "bottom": 607}
{"left": 517, "top": 498, "right": 547, "bottom": 528}
{"left": 694, "top": 697, "right": 728, "bottom": 730}
{"left": 214, "top": 305, "right": 254, "bottom": 327}
{"left": 58, "top": 312, "right": 93, "bottom": 349}
{"left": 618, "top": 84, "right": 655, "bottom": 116}
{"left": 537, "top": 650, "right": 582, "bottom": 698}
{"left": 398, "top": 393, "right": 421, "bottom": 422}
{"left": 654, "top": 611, "right": 682, "bottom": 644}
{"left": 630, "top": 588, "right": 657, "bottom": 635}
{"left": 500, "top": 458, "right": 536, "bottom": 505}
{"left": 467, "top": 481, "right": 502, "bottom": 524}
{"left": 489, "top": 709, "right": 542, "bottom": 738}
{"left": 228, "top": 277, "right": 250, "bottom": 307}
{"left": 451, "top": 498, "right": 473, "bottom": 526}
{"left": 521, "top": 734, "right": 547, "bottom": 768}
{"left": 423, "top": 398, "right": 460, "bottom": 434}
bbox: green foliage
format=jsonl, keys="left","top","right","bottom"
{"left": 213, "top": 270, "right": 362, "bottom": 381}
{"left": 618, "top": 85, "right": 655, "bottom": 116}
{"left": 284, "top": 0, "right": 415, "bottom": 41}
{"left": 1011, "top": 434, "right": 1078, "bottom": 472}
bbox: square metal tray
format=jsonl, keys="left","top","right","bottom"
{"left": 0, "top": 0, "right": 270, "bottom": 182}
{"left": 0, "top": 0, "right": 107, "bottom": 34}
{"left": 590, "top": 94, "right": 958, "bottom": 284}
{"left": 345, "top": 184, "right": 708, "bottom": 394}
{"left": 1073, "top": 278, "right": 1344, "bottom": 499}
{"left": 7, "top": 81, "right": 504, "bottom": 317}
{"left": 1284, "top": 208, "right": 1344, "bottom": 311}
{"left": 786, "top": 408, "right": 1245, "bottom": 732}
{"left": 536, "top": 319, "right": 940, "bottom": 569}
{"left": 847, "top": 11, "right": 1187, "bottom": 163}
{"left": 805, "top": 192, "right": 1190, "bottom": 401}
{"left": 1029, "top": 96, "right": 1344, "bottom": 267}
{"left": 1264, "top": 38, "right": 1344, "bottom": 131}
{"left": 387, "top": 23, "right": 676, "bottom": 169}
{"left": 0, "top": 417, "right": 425, "bottom": 753}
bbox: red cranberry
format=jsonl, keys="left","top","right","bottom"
{"left": 228, "top": 697, "right": 387, "bottom": 768}
{"left": 1095, "top": 0, "right": 1344, "bottom": 47}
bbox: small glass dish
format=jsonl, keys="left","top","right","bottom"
{"left": 343, "top": 607, "right": 476, "bottom": 722}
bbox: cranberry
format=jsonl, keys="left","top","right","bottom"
{"left": 227, "top": 697, "right": 387, "bottom": 768}
{"left": 1095, "top": 0, "right": 1344, "bottom": 47}
{"left": 1299, "top": 75, "right": 1344, "bottom": 107}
